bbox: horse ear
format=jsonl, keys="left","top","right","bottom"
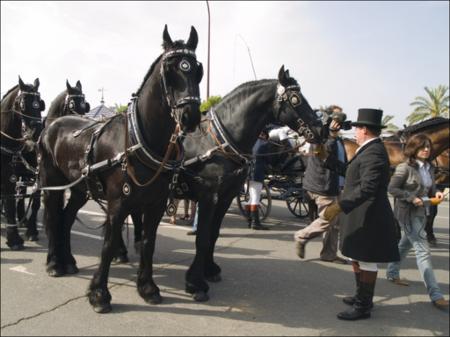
{"left": 66, "top": 79, "right": 71, "bottom": 91}
{"left": 18, "top": 76, "right": 25, "bottom": 90}
{"left": 285, "top": 69, "right": 290, "bottom": 79}
{"left": 76, "top": 80, "right": 82, "bottom": 91}
{"left": 34, "top": 78, "right": 40, "bottom": 90}
{"left": 162, "top": 24, "right": 173, "bottom": 49}
{"left": 186, "top": 26, "right": 198, "bottom": 50}
{"left": 278, "top": 65, "right": 287, "bottom": 85}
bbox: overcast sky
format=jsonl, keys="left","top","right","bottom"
{"left": 1, "top": 1, "right": 449, "bottom": 126}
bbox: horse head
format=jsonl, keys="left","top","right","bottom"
{"left": 17, "top": 76, "right": 44, "bottom": 141}
{"left": 275, "top": 66, "right": 323, "bottom": 144}
{"left": 160, "top": 25, "right": 202, "bottom": 133}
{"left": 65, "top": 80, "right": 90, "bottom": 115}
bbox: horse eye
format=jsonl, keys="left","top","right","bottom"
{"left": 179, "top": 59, "right": 191, "bottom": 72}
{"left": 32, "top": 101, "right": 40, "bottom": 109}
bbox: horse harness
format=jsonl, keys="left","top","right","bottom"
{"left": 63, "top": 93, "right": 87, "bottom": 116}
{"left": 1, "top": 90, "right": 43, "bottom": 199}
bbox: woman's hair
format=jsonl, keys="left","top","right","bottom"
{"left": 403, "top": 133, "right": 433, "bottom": 166}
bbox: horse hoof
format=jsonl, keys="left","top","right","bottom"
{"left": 47, "top": 267, "right": 65, "bottom": 277}
{"left": 93, "top": 303, "right": 112, "bottom": 314}
{"left": 145, "top": 293, "right": 163, "bottom": 305}
{"left": 113, "top": 254, "right": 129, "bottom": 264}
{"left": 8, "top": 243, "right": 25, "bottom": 251}
{"left": 192, "top": 291, "right": 209, "bottom": 302}
{"left": 65, "top": 264, "right": 79, "bottom": 275}
{"left": 206, "top": 274, "right": 222, "bottom": 283}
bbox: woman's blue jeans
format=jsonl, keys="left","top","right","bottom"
{"left": 386, "top": 215, "right": 444, "bottom": 302}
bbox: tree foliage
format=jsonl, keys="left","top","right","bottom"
{"left": 114, "top": 103, "right": 128, "bottom": 114}
{"left": 200, "top": 95, "right": 222, "bottom": 113}
{"left": 407, "top": 85, "right": 449, "bottom": 125}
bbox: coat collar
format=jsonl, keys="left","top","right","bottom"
{"left": 348, "top": 137, "right": 381, "bottom": 165}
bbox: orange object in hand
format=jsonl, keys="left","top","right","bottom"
{"left": 430, "top": 197, "right": 442, "bottom": 206}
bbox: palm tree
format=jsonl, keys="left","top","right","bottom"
{"left": 382, "top": 115, "right": 399, "bottom": 133}
{"left": 407, "top": 85, "right": 449, "bottom": 125}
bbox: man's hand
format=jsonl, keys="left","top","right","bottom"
{"left": 329, "top": 120, "right": 342, "bottom": 133}
{"left": 323, "top": 202, "right": 342, "bottom": 222}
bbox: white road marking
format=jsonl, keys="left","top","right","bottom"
{"left": 9, "top": 265, "right": 36, "bottom": 275}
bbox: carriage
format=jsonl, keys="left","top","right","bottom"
{"left": 235, "top": 134, "right": 311, "bottom": 221}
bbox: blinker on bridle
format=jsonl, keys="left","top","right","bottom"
{"left": 276, "top": 83, "right": 315, "bottom": 141}
{"left": 64, "top": 93, "right": 86, "bottom": 114}
{"left": 160, "top": 48, "right": 202, "bottom": 124}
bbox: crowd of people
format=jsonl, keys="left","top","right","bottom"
{"left": 242, "top": 106, "right": 449, "bottom": 319}
{"left": 173, "top": 105, "right": 448, "bottom": 318}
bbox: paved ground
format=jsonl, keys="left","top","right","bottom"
{"left": 1, "top": 198, "right": 449, "bottom": 336}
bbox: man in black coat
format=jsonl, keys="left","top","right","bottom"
{"left": 323, "top": 108, "right": 400, "bottom": 321}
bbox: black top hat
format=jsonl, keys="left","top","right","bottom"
{"left": 351, "top": 108, "right": 386, "bottom": 129}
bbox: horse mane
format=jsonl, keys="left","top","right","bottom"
{"left": 1, "top": 85, "right": 19, "bottom": 112}
{"left": 1, "top": 85, "right": 19, "bottom": 100}
{"left": 46, "top": 91, "right": 67, "bottom": 117}
{"left": 134, "top": 40, "right": 191, "bottom": 97}
{"left": 220, "top": 79, "right": 276, "bottom": 106}
{"left": 402, "top": 117, "right": 449, "bottom": 134}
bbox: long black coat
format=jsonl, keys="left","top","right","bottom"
{"left": 337, "top": 138, "right": 400, "bottom": 262}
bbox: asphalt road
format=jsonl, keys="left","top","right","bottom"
{"left": 1, "top": 198, "right": 449, "bottom": 336}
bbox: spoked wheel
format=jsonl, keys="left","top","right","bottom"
{"left": 286, "top": 193, "right": 309, "bottom": 218}
{"left": 236, "top": 181, "right": 272, "bottom": 221}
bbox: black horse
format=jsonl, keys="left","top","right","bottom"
{"left": 1, "top": 76, "right": 44, "bottom": 249}
{"left": 45, "top": 79, "right": 91, "bottom": 126}
{"left": 38, "top": 25, "right": 202, "bottom": 313}
{"left": 171, "top": 66, "right": 323, "bottom": 301}
{"left": 14, "top": 80, "right": 91, "bottom": 242}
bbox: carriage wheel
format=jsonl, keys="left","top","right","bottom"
{"left": 236, "top": 181, "right": 272, "bottom": 221}
{"left": 286, "top": 195, "right": 309, "bottom": 218}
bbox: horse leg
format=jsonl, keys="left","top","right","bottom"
{"left": 137, "top": 199, "right": 166, "bottom": 305}
{"left": 24, "top": 190, "right": 40, "bottom": 241}
{"left": 88, "top": 199, "right": 127, "bottom": 313}
{"left": 16, "top": 186, "right": 26, "bottom": 227}
{"left": 204, "top": 196, "right": 236, "bottom": 283}
{"left": 185, "top": 199, "right": 216, "bottom": 302}
{"left": 113, "top": 224, "right": 129, "bottom": 264}
{"left": 132, "top": 210, "right": 143, "bottom": 254}
{"left": 3, "top": 180, "right": 24, "bottom": 250}
{"left": 44, "top": 190, "right": 65, "bottom": 276}
{"left": 61, "top": 189, "right": 88, "bottom": 274}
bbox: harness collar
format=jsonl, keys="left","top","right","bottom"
{"left": 126, "top": 97, "right": 183, "bottom": 170}
{"left": 208, "top": 109, "right": 249, "bottom": 164}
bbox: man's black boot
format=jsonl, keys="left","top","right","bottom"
{"left": 338, "top": 270, "right": 376, "bottom": 320}
{"left": 249, "top": 207, "right": 269, "bottom": 230}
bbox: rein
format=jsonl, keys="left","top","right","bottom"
{"left": 194, "top": 108, "right": 308, "bottom": 166}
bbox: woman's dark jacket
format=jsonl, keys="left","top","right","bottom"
{"left": 336, "top": 138, "right": 400, "bottom": 263}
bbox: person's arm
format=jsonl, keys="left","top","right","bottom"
{"left": 388, "top": 163, "right": 417, "bottom": 203}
